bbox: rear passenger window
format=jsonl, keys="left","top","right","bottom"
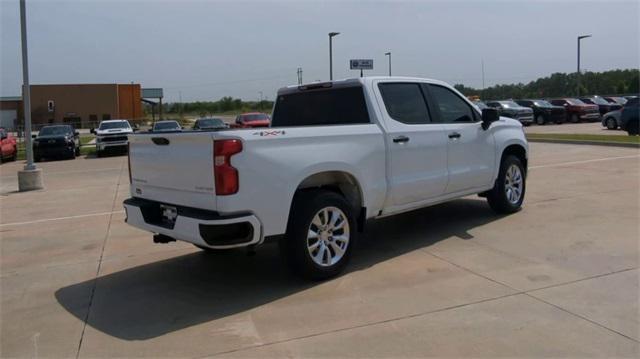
{"left": 378, "top": 83, "right": 431, "bottom": 124}
{"left": 271, "top": 86, "right": 370, "bottom": 127}
{"left": 428, "top": 85, "right": 477, "bottom": 123}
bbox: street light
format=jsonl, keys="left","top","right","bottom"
{"left": 328, "top": 32, "right": 340, "bottom": 80}
{"left": 385, "top": 52, "right": 392, "bottom": 76}
{"left": 17, "top": 0, "right": 43, "bottom": 191}
{"left": 577, "top": 34, "right": 592, "bottom": 97}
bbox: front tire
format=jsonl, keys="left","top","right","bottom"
{"left": 627, "top": 121, "right": 639, "bottom": 136}
{"left": 486, "top": 155, "right": 526, "bottom": 214}
{"left": 606, "top": 117, "right": 617, "bottom": 130}
{"left": 535, "top": 114, "right": 545, "bottom": 125}
{"left": 570, "top": 114, "right": 580, "bottom": 123}
{"left": 281, "top": 190, "right": 356, "bottom": 280}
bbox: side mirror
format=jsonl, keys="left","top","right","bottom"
{"left": 74, "top": 131, "right": 80, "bottom": 136}
{"left": 31, "top": 134, "right": 37, "bottom": 139}
{"left": 481, "top": 108, "right": 499, "bottom": 130}
{"left": 90, "top": 128, "right": 95, "bottom": 134}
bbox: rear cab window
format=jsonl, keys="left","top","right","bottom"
{"left": 271, "top": 84, "right": 370, "bottom": 127}
{"left": 378, "top": 83, "right": 432, "bottom": 124}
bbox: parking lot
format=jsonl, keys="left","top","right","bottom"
{"left": 1, "top": 142, "right": 638, "bottom": 357}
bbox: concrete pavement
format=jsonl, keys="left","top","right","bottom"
{"left": 1, "top": 143, "right": 638, "bottom": 357}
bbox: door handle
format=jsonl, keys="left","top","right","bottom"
{"left": 448, "top": 132, "right": 461, "bottom": 139}
{"left": 393, "top": 136, "right": 410, "bottom": 144}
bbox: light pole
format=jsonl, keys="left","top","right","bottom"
{"left": 328, "top": 32, "right": 340, "bottom": 80}
{"left": 258, "top": 91, "right": 263, "bottom": 111}
{"left": 577, "top": 34, "right": 592, "bottom": 97}
{"left": 385, "top": 52, "right": 391, "bottom": 76}
{"left": 17, "top": 0, "right": 43, "bottom": 191}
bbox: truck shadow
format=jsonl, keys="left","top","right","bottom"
{"left": 55, "top": 198, "right": 506, "bottom": 340}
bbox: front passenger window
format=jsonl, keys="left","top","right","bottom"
{"left": 429, "top": 85, "right": 477, "bottom": 123}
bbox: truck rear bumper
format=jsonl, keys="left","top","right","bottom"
{"left": 123, "top": 198, "right": 262, "bottom": 249}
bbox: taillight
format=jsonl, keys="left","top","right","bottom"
{"left": 214, "top": 139, "right": 242, "bottom": 195}
{"left": 127, "top": 143, "right": 132, "bottom": 184}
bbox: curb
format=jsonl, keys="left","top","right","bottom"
{"left": 527, "top": 138, "right": 640, "bottom": 149}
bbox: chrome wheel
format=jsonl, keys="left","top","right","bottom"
{"left": 536, "top": 115, "right": 545, "bottom": 125}
{"left": 504, "top": 164, "right": 523, "bottom": 204}
{"left": 307, "top": 206, "right": 350, "bottom": 267}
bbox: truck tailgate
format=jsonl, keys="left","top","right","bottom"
{"left": 128, "top": 132, "right": 217, "bottom": 211}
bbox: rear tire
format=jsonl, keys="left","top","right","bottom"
{"left": 281, "top": 190, "right": 356, "bottom": 280}
{"left": 486, "top": 155, "right": 526, "bottom": 214}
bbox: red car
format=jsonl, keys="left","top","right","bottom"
{"left": 231, "top": 112, "right": 271, "bottom": 128}
{"left": 0, "top": 128, "right": 17, "bottom": 163}
{"left": 549, "top": 98, "right": 600, "bottom": 123}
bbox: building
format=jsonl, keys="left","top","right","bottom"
{"left": 0, "top": 96, "right": 23, "bottom": 130}
{"left": 1, "top": 83, "right": 143, "bottom": 130}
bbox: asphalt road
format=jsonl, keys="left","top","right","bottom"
{"left": 0, "top": 143, "right": 638, "bottom": 357}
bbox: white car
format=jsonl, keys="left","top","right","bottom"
{"left": 124, "top": 77, "right": 528, "bottom": 279}
{"left": 91, "top": 119, "right": 133, "bottom": 156}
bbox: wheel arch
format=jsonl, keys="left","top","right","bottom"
{"left": 292, "top": 170, "right": 366, "bottom": 231}
{"left": 501, "top": 144, "right": 528, "bottom": 175}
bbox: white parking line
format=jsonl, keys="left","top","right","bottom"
{"left": 0, "top": 210, "right": 125, "bottom": 227}
{"left": 530, "top": 154, "right": 640, "bottom": 169}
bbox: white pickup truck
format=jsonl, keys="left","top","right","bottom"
{"left": 124, "top": 77, "right": 528, "bottom": 279}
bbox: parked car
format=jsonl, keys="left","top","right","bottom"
{"left": 548, "top": 98, "right": 600, "bottom": 123}
{"left": 486, "top": 100, "right": 534, "bottom": 125}
{"left": 620, "top": 97, "right": 639, "bottom": 135}
{"left": 91, "top": 119, "right": 133, "bottom": 156}
{"left": 515, "top": 99, "right": 565, "bottom": 125}
{"left": 603, "top": 96, "right": 627, "bottom": 106}
{"left": 231, "top": 112, "right": 271, "bottom": 128}
{"left": 193, "top": 117, "right": 228, "bottom": 130}
{"left": 601, "top": 110, "right": 622, "bottom": 130}
{"left": 580, "top": 96, "right": 622, "bottom": 116}
{"left": 152, "top": 120, "right": 182, "bottom": 132}
{"left": 0, "top": 128, "right": 17, "bottom": 163}
{"left": 33, "top": 125, "right": 80, "bottom": 161}
{"left": 125, "top": 77, "right": 528, "bottom": 279}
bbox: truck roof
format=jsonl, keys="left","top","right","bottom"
{"left": 279, "top": 76, "right": 452, "bottom": 95}
{"left": 100, "top": 119, "right": 130, "bottom": 123}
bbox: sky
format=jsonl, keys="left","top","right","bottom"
{"left": 1, "top": 0, "right": 639, "bottom": 102}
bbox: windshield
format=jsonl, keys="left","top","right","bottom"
{"left": 242, "top": 114, "right": 270, "bottom": 122}
{"left": 196, "top": 118, "right": 225, "bottom": 128}
{"left": 39, "top": 126, "right": 72, "bottom": 136}
{"left": 99, "top": 121, "right": 130, "bottom": 130}
{"left": 533, "top": 100, "right": 553, "bottom": 107}
{"left": 499, "top": 101, "right": 520, "bottom": 108}
{"left": 154, "top": 121, "right": 181, "bottom": 130}
{"left": 566, "top": 99, "right": 586, "bottom": 105}
{"left": 591, "top": 97, "right": 609, "bottom": 105}
{"left": 613, "top": 97, "right": 627, "bottom": 105}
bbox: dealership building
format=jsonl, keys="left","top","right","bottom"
{"left": 0, "top": 83, "right": 149, "bottom": 130}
